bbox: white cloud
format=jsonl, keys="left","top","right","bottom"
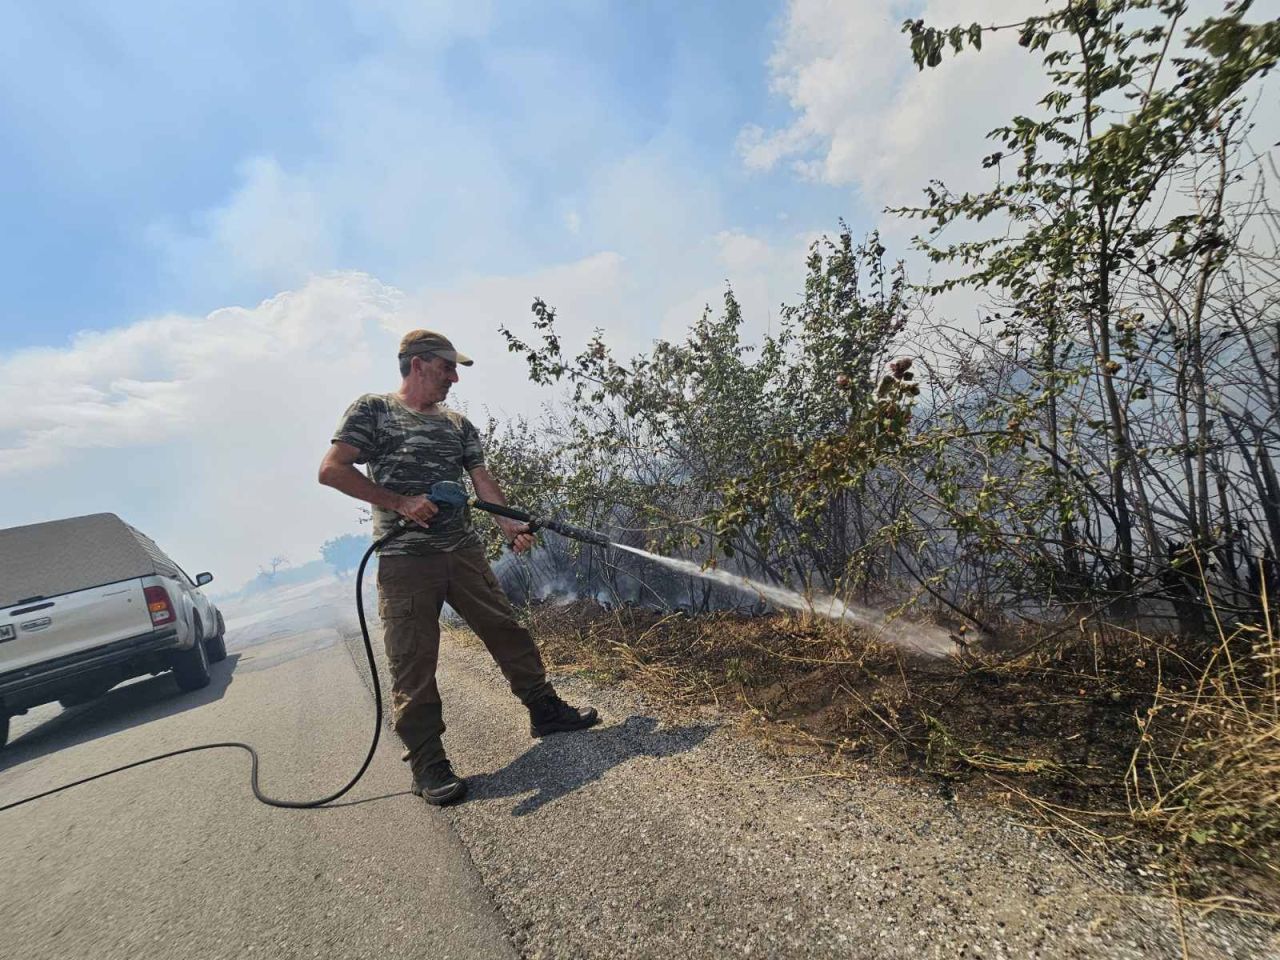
{"left": 149, "top": 157, "right": 339, "bottom": 295}
{"left": 146, "top": 22, "right": 523, "bottom": 305}
{"left": 743, "top": 0, "right": 1046, "bottom": 212}
{"left": 0, "top": 273, "right": 395, "bottom": 469}
{"left": 733, "top": 0, "right": 1055, "bottom": 337}
{"left": 0, "top": 274, "right": 402, "bottom": 582}
{"left": 408, "top": 250, "right": 635, "bottom": 423}
{"left": 348, "top": 0, "right": 497, "bottom": 48}
{"left": 0, "top": 220, "right": 828, "bottom": 588}
{"left": 715, "top": 230, "right": 774, "bottom": 272}
{"left": 746, "top": 0, "right": 1280, "bottom": 224}
{"left": 745, "top": 0, "right": 1280, "bottom": 341}
{"left": 657, "top": 229, "right": 819, "bottom": 345}
{"left": 737, "top": 122, "right": 816, "bottom": 175}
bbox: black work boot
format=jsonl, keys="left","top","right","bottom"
{"left": 528, "top": 692, "right": 600, "bottom": 737}
{"left": 411, "top": 758, "right": 467, "bottom": 806}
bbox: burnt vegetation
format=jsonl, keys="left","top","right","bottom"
{"left": 477, "top": 1, "right": 1280, "bottom": 911}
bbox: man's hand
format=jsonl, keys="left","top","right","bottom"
{"left": 497, "top": 517, "right": 536, "bottom": 554}
{"left": 468, "top": 465, "right": 536, "bottom": 553}
{"left": 396, "top": 493, "right": 440, "bottom": 528}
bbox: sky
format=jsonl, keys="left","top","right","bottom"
{"left": 2, "top": 0, "right": 1269, "bottom": 589}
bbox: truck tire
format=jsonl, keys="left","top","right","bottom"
{"left": 205, "top": 611, "right": 227, "bottom": 664}
{"left": 172, "top": 616, "right": 212, "bottom": 692}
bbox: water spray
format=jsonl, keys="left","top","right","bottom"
{"left": 414, "top": 482, "right": 956, "bottom": 657}
{"left": 612, "top": 544, "right": 955, "bottom": 657}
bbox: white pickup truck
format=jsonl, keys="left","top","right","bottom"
{"left": 0, "top": 513, "right": 226, "bottom": 749}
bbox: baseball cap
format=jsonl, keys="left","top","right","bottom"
{"left": 397, "top": 329, "right": 474, "bottom": 366}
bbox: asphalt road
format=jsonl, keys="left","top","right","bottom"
{"left": 0, "top": 587, "right": 515, "bottom": 960}
{"left": 3, "top": 577, "right": 1277, "bottom": 960}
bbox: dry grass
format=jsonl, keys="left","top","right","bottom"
{"left": 1126, "top": 611, "right": 1280, "bottom": 893}
{"left": 519, "top": 595, "right": 1280, "bottom": 915}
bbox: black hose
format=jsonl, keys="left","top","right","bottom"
{"left": 0, "top": 529, "right": 397, "bottom": 813}
{"left": 471, "top": 498, "right": 534, "bottom": 523}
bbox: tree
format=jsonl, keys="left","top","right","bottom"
{"left": 259, "top": 555, "right": 289, "bottom": 584}
{"left": 500, "top": 227, "right": 913, "bottom": 599}
{"left": 321, "top": 534, "right": 368, "bottom": 579}
{"left": 895, "top": 0, "right": 1280, "bottom": 617}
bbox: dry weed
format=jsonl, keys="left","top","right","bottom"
{"left": 1127, "top": 590, "right": 1280, "bottom": 882}
{"left": 516, "top": 593, "right": 1280, "bottom": 909}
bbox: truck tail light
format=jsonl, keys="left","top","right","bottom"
{"left": 144, "top": 585, "right": 176, "bottom": 626}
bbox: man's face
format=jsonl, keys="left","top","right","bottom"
{"left": 417, "top": 354, "right": 460, "bottom": 403}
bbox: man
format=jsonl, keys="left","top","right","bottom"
{"left": 319, "top": 329, "right": 598, "bottom": 806}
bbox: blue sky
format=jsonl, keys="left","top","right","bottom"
{"left": 0, "top": 0, "right": 1080, "bottom": 585}
{"left": 1, "top": 0, "right": 858, "bottom": 351}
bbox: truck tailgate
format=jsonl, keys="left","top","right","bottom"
{"left": 0, "top": 580, "right": 154, "bottom": 674}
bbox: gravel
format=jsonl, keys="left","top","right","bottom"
{"left": 341, "top": 620, "right": 1280, "bottom": 960}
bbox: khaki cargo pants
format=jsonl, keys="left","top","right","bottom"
{"left": 376, "top": 545, "right": 552, "bottom": 773}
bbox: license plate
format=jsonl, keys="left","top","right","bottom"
{"left": 0, "top": 623, "right": 14, "bottom": 642}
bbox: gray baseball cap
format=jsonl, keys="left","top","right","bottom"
{"left": 397, "top": 329, "right": 474, "bottom": 365}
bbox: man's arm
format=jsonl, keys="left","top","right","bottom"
{"left": 319, "top": 442, "right": 438, "bottom": 527}
{"left": 469, "top": 465, "right": 536, "bottom": 554}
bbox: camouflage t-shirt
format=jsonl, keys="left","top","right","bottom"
{"left": 332, "top": 393, "right": 485, "bottom": 555}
